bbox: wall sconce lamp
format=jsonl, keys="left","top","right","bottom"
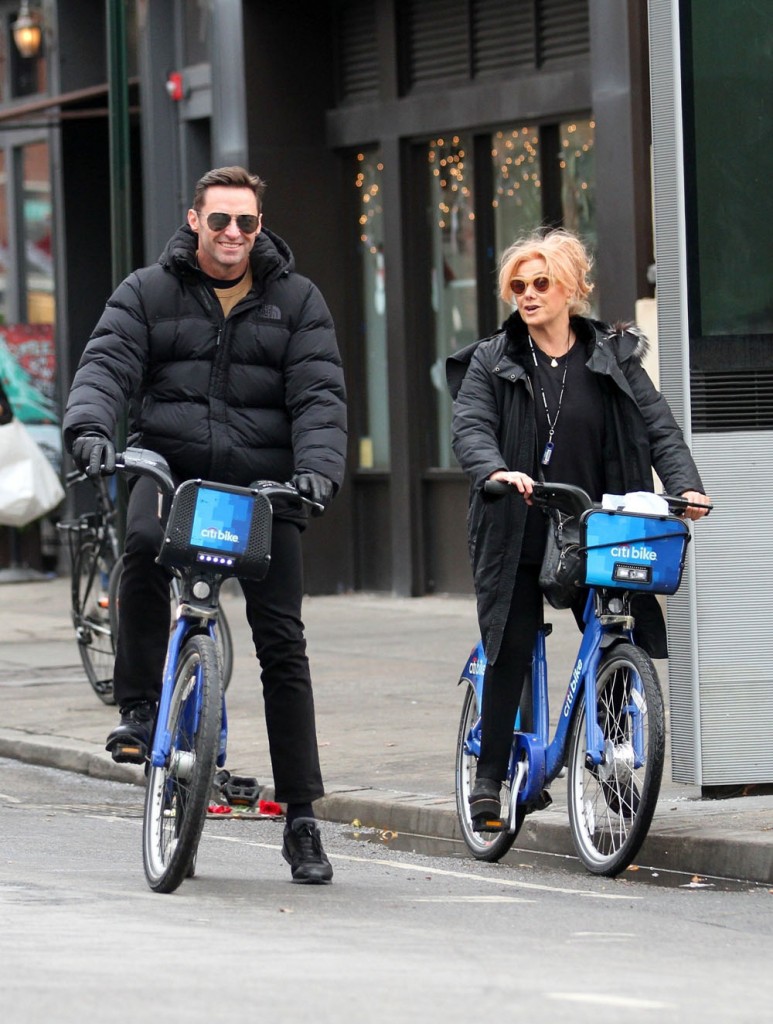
{"left": 13, "top": 2, "right": 43, "bottom": 59}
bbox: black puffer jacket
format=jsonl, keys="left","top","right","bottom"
{"left": 63, "top": 225, "right": 347, "bottom": 494}
{"left": 447, "top": 312, "right": 705, "bottom": 663}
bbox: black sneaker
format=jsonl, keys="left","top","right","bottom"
{"left": 468, "top": 777, "right": 502, "bottom": 820}
{"left": 105, "top": 701, "right": 155, "bottom": 764}
{"left": 282, "top": 817, "right": 333, "bottom": 884}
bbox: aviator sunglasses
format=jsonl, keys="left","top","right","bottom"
{"left": 205, "top": 212, "right": 260, "bottom": 233}
{"left": 510, "top": 274, "right": 552, "bottom": 296}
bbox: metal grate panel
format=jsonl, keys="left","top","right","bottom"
{"left": 687, "top": 433, "right": 773, "bottom": 784}
{"left": 472, "top": 0, "right": 534, "bottom": 75}
{"left": 336, "top": 0, "right": 379, "bottom": 102}
{"left": 691, "top": 370, "right": 773, "bottom": 431}
{"left": 538, "top": 0, "right": 589, "bottom": 64}
{"left": 402, "top": 0, "right": 469, "bottom": 88}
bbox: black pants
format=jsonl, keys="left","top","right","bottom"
{"left": 476, "top": 564, "right": 543, "bottom": 783}
{"left": 112, "top": 475, "right": 324, "bottom": 804}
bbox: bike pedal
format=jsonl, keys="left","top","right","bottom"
{"left": 215, "top": 771, "right": 262, "bottom": 808}
{"left": 472, "top": 814, "right": 506, "bottom": 833}
{"left": 108, "top": 741, "right": 147, "bottom": 765}
{"left": 535, "top": 788, "right": 553, "bottom": 811}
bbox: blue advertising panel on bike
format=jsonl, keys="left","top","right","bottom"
{"left": 159, "top": 479, "right": 272, "bottom": 579}
{"left": 190, "top": 486, "right": 253, "bottom": 556}
{"left": 582, "top": 510, "right": 689, "bottom": 594}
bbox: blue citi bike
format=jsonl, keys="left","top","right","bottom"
{"left": 455, "top": 480, "right": 709, "bottom": 877}
{"left": 111, "top": 447, "right": 317, "bottom": 893}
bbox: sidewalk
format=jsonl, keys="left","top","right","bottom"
{"left": 1, "top": 576, "right": 772, "bottom": 884}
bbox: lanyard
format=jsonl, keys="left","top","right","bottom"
{"left": 528, "top": 334, "right": 570, "bottom": 466}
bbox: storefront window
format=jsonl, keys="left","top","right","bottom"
{"left": 428, "top": 134, "right": 477, "bottom": 468}
{"left": 493, "top": 119, "right": 597, "bottom": 319}
{"left": 355, "top": 149, "right": 389, "bottom": 470}
{"left": 23, "top": 142, "right": 54, "bottom": 324}
{"left": 559, "top": 117, "right": 596, "bottom": 251}
{"left": 492, "top": 125, "right": 541, "bottom": 259}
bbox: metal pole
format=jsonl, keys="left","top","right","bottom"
{"left": 106, "top": 0, "right": 131, "bottom": 541}
{"left": 107, "top": 0, "right": 132, "bottom": 289}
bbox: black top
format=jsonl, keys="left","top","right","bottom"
{"left": 521, "top": 338, "right": 606, "bottom": 562}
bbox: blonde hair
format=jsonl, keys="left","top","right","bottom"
{"left": 498, "top": 228, "right": 594, "bottom": 315}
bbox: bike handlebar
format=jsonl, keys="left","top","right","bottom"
{"left": 483, "top": 479, "right": 713, "bottom": 517}
{"left": 115, "top": 448, "right": 176, "bottom": 496}
{"left": 113, "top": 448, "right": 323, "bottom": 514}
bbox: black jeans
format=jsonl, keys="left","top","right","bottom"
{"left": 112, "top": 474, "right": 324, "bottom": 804}
{"left": 476, "top": 564, "right": 543, "bottom": 783}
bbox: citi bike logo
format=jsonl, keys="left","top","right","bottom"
{"left": 563, "top": 658, "right": 583, "bottom": 717}
{"left": 610, "top": 543, "right": 657, "bottom": 562}
{"left": 200, "top": 527, "right": 240, "bottom": 544}
{"left": 468, "top": 657, "right": 486, "bottom": 677}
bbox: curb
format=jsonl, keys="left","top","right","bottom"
{"left": 3, "top": 729, "right": 772, "bottom": 886}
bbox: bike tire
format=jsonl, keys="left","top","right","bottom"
{"left": 142, "top": 633, "right": 223, "bottom": 893}
{"left": 566, "top": 642, "right": 665, "bottom": 877}
{"left": 108, "top": 554, "right": 234, "bottom": 691}
{"left": 72, "top": 533, "right": 116, "bottom": 706}
{"left": 455, "top": 682, "right": 523, "bottom": 862}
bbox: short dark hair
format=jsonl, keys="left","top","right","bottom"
{"left": 192, "top": 166, "right": 267, "bottom": 213}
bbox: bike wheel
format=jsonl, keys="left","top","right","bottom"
{"left": 455, "top": 682, "right": 523, "bottom": 862}
{"left": 216, "top": 602, "right": 234, "bottom": 692}
{"left": 107, "top": 552, "right": 123, "bottom": 648}
{"left": 142, "top": 634, "right": 223, "bottom": 893}
{"left": 110, "top": 557, "right": 233, "bottom": 691}
{"left": 566, "top": 642, "right": 665, "bottom": 877}
{"left": 72, "top": 534, "right": 116, "bottom": 705}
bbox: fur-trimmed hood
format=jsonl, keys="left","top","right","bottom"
{"left": 446, "top": 314, "right": 650, "bottom": 401}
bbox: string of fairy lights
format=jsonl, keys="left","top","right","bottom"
{"left": 355, "top": 120, "right": 595, "bottom": 249}
{"left": 355, "top": 151, "right": 384, "bottom": 255}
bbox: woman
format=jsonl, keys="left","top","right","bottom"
{"left": 447, "top": 228, "right": 710, "bottom": 825}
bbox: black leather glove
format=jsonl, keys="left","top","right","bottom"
{"left": 71, "top": 432, "right": 116, "bottom": 477}
{"left": 291, "top": 471, "right": 333, "bottom": 514}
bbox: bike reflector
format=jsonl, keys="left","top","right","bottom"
{"left": 581, "top": 509, "right": 690, "bottom": 595}
{"left": 159, "top": 480, "right": 272, "bottom": 580}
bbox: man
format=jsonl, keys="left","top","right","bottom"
{"left": 63, "top": 166, "right": 347, "bottom": 884}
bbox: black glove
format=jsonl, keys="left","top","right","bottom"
{"left": 291, "top": 471, "right": 333, "bottom": 513}
{"left": 71, "top": 433, "right": 116, "bottom": 477}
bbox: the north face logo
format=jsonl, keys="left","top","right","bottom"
{"left": 255, "top": 303, "right": 281, "bottom": 320}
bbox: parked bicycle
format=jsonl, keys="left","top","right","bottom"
{"left": 111, "top": 447, "right": 318, "bottom": 893}
{"left": 57, "top": 470, "right": 121, "bottom": 705}
{"left": 59, "top": 465, "right": 234, "bottom": 705}
{"left": 455, "top": 480, "right": 711, "bottom": 877}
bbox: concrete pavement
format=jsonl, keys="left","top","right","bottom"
{"left": 1, "top": 575, "right": 772, "bottom": 884}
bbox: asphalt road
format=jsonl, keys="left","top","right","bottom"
{"left": 2, "top": 760, "right": 773, "bottom": 1024}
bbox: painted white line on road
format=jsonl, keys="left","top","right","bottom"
{"left": 205, "top": 833, "right": 641, "bottom": 900}
{"left": 410, "top": 895, "right": 533, "bottom": 904}
{"left": 0, "top": 792, "right": 22, "bottom": 803}
{"left": 548, "top": 992, "right": 674, "bottom": 1010}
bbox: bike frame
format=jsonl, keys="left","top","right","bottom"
{"left": 461, "top": 588, "right": 643, "bottom": 820}
{"left": 150, "top": 589, "right": 227, "bottom": 770}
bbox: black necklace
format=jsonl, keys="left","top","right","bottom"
{"left": 528, "top": 332, "right": 572, "bottom": 466}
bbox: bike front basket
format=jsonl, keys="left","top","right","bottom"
{"left": 581, "top": 509, "right": 690, "bottom": 595}
{"left": 158, "top": 479, "right": 272, "bottom": 580}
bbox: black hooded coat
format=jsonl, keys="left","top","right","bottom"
{"left": 447, "top": 312, "right": 705, "bottom": 663}
{"left": 63, "top": 224, "right": 347, "bottom": 496}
